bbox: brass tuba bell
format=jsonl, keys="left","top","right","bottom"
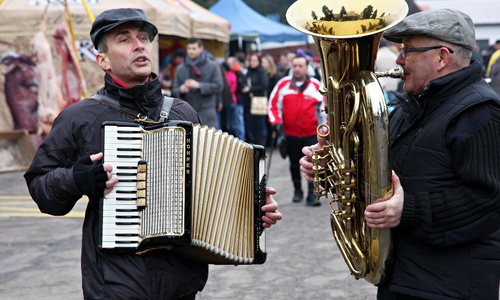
{"left": 286, "top": 0, "right": 408, "bottom": 284}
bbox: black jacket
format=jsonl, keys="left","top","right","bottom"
{"left": 386, "top": 60, "right": 500, "bottom": 299}
{"left": 245, "top": 66, "right": 269, "bottom": 105}
{"left": 24, "top": 73, "right": 208, "bottom": 299}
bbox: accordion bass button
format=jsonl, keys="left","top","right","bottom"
{"left": 136, "top": 161, "right": 147, "bottom": 208}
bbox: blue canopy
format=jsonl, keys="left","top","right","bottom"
{"left": 209, "top": 0, "right": 308, "bottom": 43}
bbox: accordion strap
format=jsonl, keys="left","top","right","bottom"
{"left": 158, "top": 96, "right": 174, "bottom": 122}
{"left": 90, "top": 94, "right": 174, "bottom": 124}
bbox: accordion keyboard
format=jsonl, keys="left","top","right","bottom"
{"left": 99, "top": 121, "right": 267, "bottom": 264}
{"left": 101, "top": 125, "right": 142, "bottom": 249}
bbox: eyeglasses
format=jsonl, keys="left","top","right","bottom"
{"left": 400, "top": 46, "right": 454, "bottom": 59}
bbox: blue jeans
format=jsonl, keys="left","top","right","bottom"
{"left": 225, "top": 102, "right": 245, "bottom": 140}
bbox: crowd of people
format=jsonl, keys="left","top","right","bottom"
{"left": 483, "top": 40, "right": 500, "bottom": 95}
{"left": 159, "top": 37, "right": 500, "bottom": 148}
{"left": 160, "top": 45, "right": 324, "bottom": 144}
{"left": 161, "top": 42, "right": 326, "bottom": 205}
{"left": 160, "top": 32, "right": 500, "bottom": 211}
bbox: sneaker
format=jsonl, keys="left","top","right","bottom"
{"left": 292, "top": 190, "right": 303, "bottom": 203}
{"left": 305, "top": 193, "right": 321, "bottom": 206}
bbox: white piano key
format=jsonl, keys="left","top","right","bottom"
{"left": 101, "top": 223, "right": 140, "bottom": 231}
{"left": 104, "top": 158, "right": 142, "bottom": 164}
{"left": 103, "top": 138, "right": 142, "bottom": 144}
{"left": 104, "top": 126, "right": 141, "bottom": 131}
{"left": 101, "top": 230, "right": 139, "bottom": 236}
{"left": 101, "top": 241, "right": 138, "bottom": 248}
{"left": 114, "top": 179, "right": 138, "bottom": 185}
{"left": 104, "top": 149, "right": 142, "bottom": 156}
{"left": 101, "top": 210, "right": 139, "bottom": 217}
{"left": 102, "top": 216, "right": 139, "bottom": 224}
{"left": 101, "top": 202, "right": 138, "bottom": 209}
{"left": 104, "top": 127, "right": 141, "bottom": 133}
{"left": 101, "top": 235, "right": 139, "bottom": 242}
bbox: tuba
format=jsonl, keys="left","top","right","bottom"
{"left": 286, "top": 0, "right": 408, "bottom": 284}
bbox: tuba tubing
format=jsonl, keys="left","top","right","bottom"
{"left": 375, "top": 66, "right": 404, "bottom": 79}
{"left": 286, "top": 0, "right": 408, "bottom": 284}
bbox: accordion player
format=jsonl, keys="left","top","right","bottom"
{"left": 99, "top": 120, "right": 267, "bottom": 265}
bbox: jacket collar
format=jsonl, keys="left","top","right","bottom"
{"left": 290, "top": 75, "right": 310, "bottom": 92}
{"left": 418, "top": 59, "right": 482, "bottom": 103}
{"left": 102, "top": 72, "right": 163, "bottom": 119}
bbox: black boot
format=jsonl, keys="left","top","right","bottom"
{"left": 292, "top": 189, "right": 303, "bottom": 203}
{"left": 306, "top": 194, "right": 321, "bottom": 206}
{"left": 306, "top": 183, "right": 321, "bottom": 206}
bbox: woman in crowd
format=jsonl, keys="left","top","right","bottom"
{"left": 261, "top": 54, "right": 282, "bottom": 147}
{"left": 244, "top": 53, "right": 269, "bottom": 146}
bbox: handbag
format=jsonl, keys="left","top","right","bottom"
{"left": 250, "top": 95, "right": 268, "bottom": 115}
{"left": 277, "top": 135, "right": 288, "bottom": 159}
{"left": 247, "top": 77, "right": 268, "bottom": 116}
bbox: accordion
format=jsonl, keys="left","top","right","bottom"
{"left": 99, "top": 121, "right": 267, "bottom": 265}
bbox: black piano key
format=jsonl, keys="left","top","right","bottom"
{"left": 115, "top": 241, "right": 139, "bottom": 244}
{"left": 116, "top": 222, "right": 140, "bottom": 225}
{"left": 118, "top": 179, "right": 138, "bottom": 183}
{"left": 116, "top": 166, "right": 138, "bottom": 170}
{"left": 117, "top": 147, "right": 141, "bottom": 152}
{"left": 115, "top": 233, "right": 139, "bottom": 237}
{"left": 116, "top": 130, "right": 140, "bottom": 134}
{"left": 116, "top": 215, "right": 138, "bottom": 219}
{"left": 117, "top": 155, "right": 141, "bottom": 159}
{"left": 116, "top": 172, "right": 137, "bottom": 176}
{"left": 116, "top": 190, "right": 136, "bottom": 194}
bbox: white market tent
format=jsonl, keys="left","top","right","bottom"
{"left": 0, "top": 0, "right": 230, "bottom": 131}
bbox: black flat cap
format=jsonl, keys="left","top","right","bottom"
{"left": 90, "top": 8, "right": 158, "bottom": 50}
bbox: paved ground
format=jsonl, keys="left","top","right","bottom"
{"left": 0, "top": 149, "right": 377, "bottom": 300}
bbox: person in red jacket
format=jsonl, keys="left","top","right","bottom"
{"left": 268, "top": 55, "right": 326, "bottom": 206}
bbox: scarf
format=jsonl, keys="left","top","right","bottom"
{"left": 185, "top": 51, "right": 207, "bottom": 78}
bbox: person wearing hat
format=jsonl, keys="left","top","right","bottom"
{"left": 300, "top": 8, "right": 500, "bottom": 299}
{"left": 24, "top": 8, "right": 282, "bottom": 299}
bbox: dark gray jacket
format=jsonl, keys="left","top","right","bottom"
{"left": 172, "top": 54, "right": 223, "bottom": 128}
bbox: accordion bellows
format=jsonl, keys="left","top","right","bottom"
{"left": 100, "top": 121, "right": 267, "bottom": 265}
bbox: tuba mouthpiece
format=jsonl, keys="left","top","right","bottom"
{"left": 375, "top": 67, "right": 404, "bottom": 79}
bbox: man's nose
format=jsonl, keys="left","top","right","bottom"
{"left": 395, "top": 54, "right": 405, "bottom": 65}
{"left": 133, "top": 38, "right": 146, "bottom": 50}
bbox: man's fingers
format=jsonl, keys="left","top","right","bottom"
{"left": 90, "top": 152, "right": 103, "bottom": 163}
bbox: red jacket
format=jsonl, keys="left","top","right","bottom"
{"left": 268, "top": 76, "right": 326, "bottom": 137}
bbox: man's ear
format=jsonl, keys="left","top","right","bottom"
{"left": 96, "top": 53, "right": 110, "bottom": 71}
{"left": 436, "top": 48, "right": 452, "bottom": 71}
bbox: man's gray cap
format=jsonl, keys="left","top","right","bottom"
{"left": 90, "top": 8, "right": 158, "bottom": 50}
{"left": 384, "top": 8, "right": 475, "bottom": 50}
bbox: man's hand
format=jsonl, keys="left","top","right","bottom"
{"left": 261, "top": 187, "right": 282, "bottom": 228}
{"left": 364, "top": 171, "right": 404, "bottom": 229}
{"left": 73, "top": 153, "right": 119, "bottom": 198}
{"left": 299, "top": 134, "right": 329, "bottom": 182}
{"left": 185, "top": 79, "right": 201, "bottom": 89}
{"left": 180, "top": 84, "right": 190, "bottom": 94}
